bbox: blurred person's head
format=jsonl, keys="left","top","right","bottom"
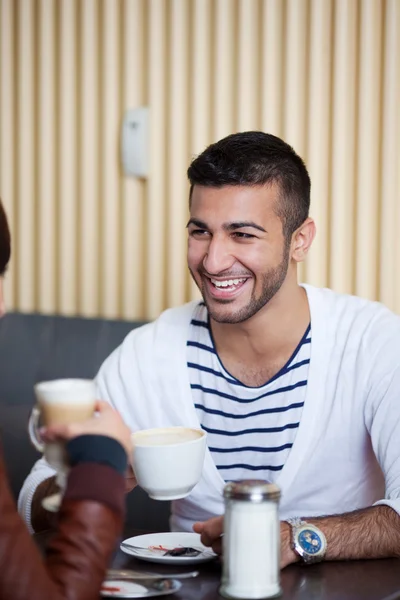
{"left": 0, "top": 200, "right": 11, "bottom": 317}
{"left": 186, "top": 131, "right": 315, "bottom": 324}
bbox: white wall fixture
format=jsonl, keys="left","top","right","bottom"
{"left": 121, "top": 107, "right": 149, "bottom": 178}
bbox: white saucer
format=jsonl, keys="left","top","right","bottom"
{"left": 120, "top": 532, "right": 217, "bottom": 565}
{"left": 100, "top": 578, "right": 181, "bottom": 598}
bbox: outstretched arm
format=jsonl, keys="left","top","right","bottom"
{"left": 1, "top": 401, "right": 131, "bottom": 599}
{"left": 195, "top": 505, "right": 400, "bottom": 569}
{"left": 280, "top": 505, "right": 400, "bottom": 568}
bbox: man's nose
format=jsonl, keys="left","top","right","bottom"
{"left": 202, "top": 236, "right": 234, "bottom": 275}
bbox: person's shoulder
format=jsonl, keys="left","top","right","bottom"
{"left": 120, "top": 300, "right": 200, "bottom": 347}
{"left": 305, "top": 284, "right": 400, "bottom": 339}
{"left": 97, "top": 301, "right": 200, "bottom": 380}
{"left": 155, "top": 301, "right": 200, "bottom": 326}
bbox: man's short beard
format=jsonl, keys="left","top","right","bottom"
{"left": 192, "top": 243, "right": 291, "bottom": 324}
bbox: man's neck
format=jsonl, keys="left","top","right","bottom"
{"left": 210, "top": 283, "right": 310, "bottom": 368}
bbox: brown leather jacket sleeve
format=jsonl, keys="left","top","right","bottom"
{"left": 0, "top": 448, "right": 125, "bottom": 600}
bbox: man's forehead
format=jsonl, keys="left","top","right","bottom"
{"left": 190, "top": 182, "right": 279, "bottom": 198}
{"left": 189, "top": 183, "right": 280, "bottom": 216}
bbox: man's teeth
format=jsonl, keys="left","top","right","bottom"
{"left": 211, "top": 278, "right": 246, "bottom": 288}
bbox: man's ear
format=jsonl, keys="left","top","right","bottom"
{"left": 291, "top": 218, "right": 316, "bottom": 263}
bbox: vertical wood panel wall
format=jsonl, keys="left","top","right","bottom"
{"left": 0, "top": 0, "right": 399, "bottom": 320}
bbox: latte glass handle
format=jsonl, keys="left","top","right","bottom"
{"left": 28, "top": 406, "right": 45, "bottom": 452}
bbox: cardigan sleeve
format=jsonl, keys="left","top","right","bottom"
{"left": 364, "top": 327, "right": 400, "bottom": 516}
{"left": 18, "top": 456, "right": 57, "bottom": 533}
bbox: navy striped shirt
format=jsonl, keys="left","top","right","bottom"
{"left": 187, "top": 303, "right": 311, "bottom": 483}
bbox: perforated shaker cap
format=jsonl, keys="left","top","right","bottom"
{"left": 223, "top": 479, "right": 280, "bottom": 502}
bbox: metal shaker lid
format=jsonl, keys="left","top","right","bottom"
{"left": 223, "top": 479, "right": 280, "bottom": 501}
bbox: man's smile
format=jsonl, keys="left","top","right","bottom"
{"left": 202, "top": 275, "right": 250, "bottom": 299}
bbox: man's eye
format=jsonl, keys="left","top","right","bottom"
{"left": 190, "top": 229, "right": 209, "bottom": 237}
{"left": 233, "top": 232, "right": 255, "bottom": 239}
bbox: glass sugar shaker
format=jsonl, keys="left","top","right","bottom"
{"left": 220, "top": 480, "right": 281, "bottom": 599}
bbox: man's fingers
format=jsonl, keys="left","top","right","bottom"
{"left": 94, "top": 399, "right": 111, "bottom": 413}
{"left": 194, "top": 516, "right": 224, "bottom": 549}
{"left": 193, "top": 522, "right": 204, "bottom": 534}
{"left": 211, "top": 539, "right": 223, "bottom": 555}
{"left": 40, "top": 423, "right": 75, "bottom": 441}
{"left": 125, "top": 464, "right": 137, "bottom": 493}
{"left": 200, "top": 530, "right": 215, "bottom": 547}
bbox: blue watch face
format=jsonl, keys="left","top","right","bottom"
{"left": 298, "top": 528, "right": 323, "bottom": 555}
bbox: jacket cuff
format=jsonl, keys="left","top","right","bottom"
{"left": 64, "top": 463, "right": 126, "bottom": 516}
{"left": 66, "top": 434, "right": 128, "bottom": 476}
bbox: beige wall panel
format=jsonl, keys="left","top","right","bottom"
{"left": 190, "top": 0, "right": 211, "bottom": 155}
{"left": 381, "top": 0, "right": 400, "bottom": 311}
{"left": 147, "top": 0, "right": 167, "bottom": 319}
{"left": 283, "top": 0, "right": 309, "bottom": 283}
{"left": 0, "top": 0, "right": 15, "bottom": 306}
{"left": 121, "top": 0, "right": 145, "bottom": 320}
{"left": 16, "top": 0, "right": 36, "bottom": 312}
{"left": 213, "top": 0, "right": 236, "bottom": 140}
{"left": 306, "top": 0, "right": 332, "bottom": 287}
{"left": 393, "top": 3, "right": 400, "bottom": 312}
{"left": 329, "top": 0, "right": 358, "bottom": 294}
{"left": 283, "top": 0, "right": 308, "bottom": 160}
{"left": 100, "top": 0, "right": 121, "bottom": 318}
{"left": 79, "top": 0, "right": 100, "bottom": 317}
{"left": 167, "top": 0, "right": 190, "bottom": 308}
{"left": 379, "top": 0, "right": 398, "bottom": 309}
{"left": 260, "top": 0, "right": 284, "bottom": 136}
{"left": 189, "top": 0, "right": 211, "bottom": 302}
{"left": 58, "top": 0, "right": 77, "bottom": 315}
{"left": 37, "top": 0, "right": 56, "bottom": 313}
{"left": 355, "top": 0, "right": 383, "bottom": 300}
{"left": 396, "top": 94, "right": 400, "bottom": 311}
{"left": 237, "top": 0, "right": 259, "bottom": 131}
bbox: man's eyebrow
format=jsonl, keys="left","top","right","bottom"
{"left": 186, "top": 218, "right": 208, "bottom": 229}
{"left": 186, "top": 219, "right": 267, "bottom": 233}
{"left": 225, "top": 221, "right": 267, "bottom": 233}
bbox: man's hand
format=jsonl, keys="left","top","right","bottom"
{"left": 280, "top": 521, "right": 299, "bottom": 569}
{"left": 125, "top": 464, "right": 137, "bottom": 493}
{"left": 193, "top": 516, "right": 224, "bottom": 555}
{"left": 41, "top": 400, "right": 138, "bottom": 494}
{"left": 194, "top": 516, "right": 298, "bottom": 567}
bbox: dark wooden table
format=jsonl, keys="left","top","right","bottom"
{"left": 35, "top": 529, "right": 400, "bottom": 600}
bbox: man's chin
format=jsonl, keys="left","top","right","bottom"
{"left": 205, "top": 301, "right": 248, "bottom": 325}
{"left": 204, "top": 292, "right": 270, "bottom": 324}
{"left": 201, "top": 287, "right": 254, "bottom": 323}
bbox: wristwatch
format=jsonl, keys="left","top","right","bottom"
{"left": 286, "top": 517, "right": 327, "bottom": 564}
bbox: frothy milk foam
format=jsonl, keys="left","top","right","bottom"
{"left": 35, "top": 379, "right": 96, "bottom": 427}
{"left": 133, "top": 427, "right": 203, "bottom": 447}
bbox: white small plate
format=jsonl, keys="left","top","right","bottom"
{"left": 120, "top": 532, "right": 217, "bottom": 565}
{"left": 100, "top": 578, "right": 181, "bottom": 598}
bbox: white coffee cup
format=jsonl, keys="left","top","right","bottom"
{"left": 131, "top": 426, "right": 207, "bottom": 501}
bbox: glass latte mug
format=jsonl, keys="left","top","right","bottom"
{"left": 28, "top": 378, "right": 96, "bottom": 512}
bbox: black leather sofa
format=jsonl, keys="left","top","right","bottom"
{"left": 0, "top": 311, "right": 170, "bottom": 531}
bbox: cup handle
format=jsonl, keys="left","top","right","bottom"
{"left": 28, "top": 406, "right": 45, "bottom": 452}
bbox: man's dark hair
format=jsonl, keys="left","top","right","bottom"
{"left": 0, "top": 200, "right": 11, "bottom": 276}
{"left": 187, "top": 131, "right": 311, "bottom": 239}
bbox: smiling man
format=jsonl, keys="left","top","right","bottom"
{"left": 20, "top": 132, "right": 400, "bottom": 567}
